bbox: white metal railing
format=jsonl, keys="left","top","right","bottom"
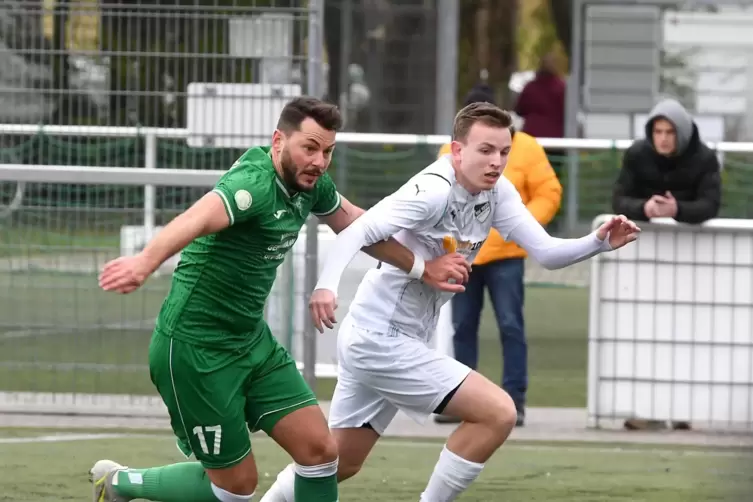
{"left": 2, "top": 123, "right": 753, "bottom": 150}
{"left": 3, "top": 123, "right": 753, "bottom": 240}
{"left": 586, "top": 215, "right": 753, "bottom": 430}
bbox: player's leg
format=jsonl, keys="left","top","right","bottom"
{"left": 245, "top": 325, "right": 338, "bottom": 502}
{"left": 90, "top": 332, "right": 259, "bottom": 502}
{"left": 259, "top": 320, "right": 398, "bottom": 502}
{"left": 485, "top": 258, "right": 527, "bottom": 425}
{"left": 327, "top": 361, "right": 399, "bottom": 482}
{"left": 363, "top": 334, "right": 516, "bottom": 502}
{"left": 421, "top": 371, "right": 517, "bottom": 502}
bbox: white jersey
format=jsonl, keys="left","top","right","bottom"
{"left": 347, "top": 156, "right": 526, "bottom": 340}
{"left": 315, "top": 155, "right": 610, "bottom": 343}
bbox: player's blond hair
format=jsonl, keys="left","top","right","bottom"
{"left": 452, "top": 102, "right": 512, "bottom": 143}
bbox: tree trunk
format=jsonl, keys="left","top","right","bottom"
{"left": 548, "top": 0, "right": 572, "bottom": 59}
{"left": 487, "top": 0, "right": 518, "bottom": 108}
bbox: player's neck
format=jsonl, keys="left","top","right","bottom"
{"left": 270, "top": 150, "right": 298, "bottom": 195}
{"left": 450, "top": 159, "right": 482, "bottom": 196}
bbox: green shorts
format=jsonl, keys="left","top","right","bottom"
{"left": 148, "top": 324, "right": 317, "bottom": 469}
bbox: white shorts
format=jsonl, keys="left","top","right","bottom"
{"left": 327, "top": 316, "right": 472, "bottom": 435}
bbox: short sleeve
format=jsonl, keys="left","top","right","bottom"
{"left": 212, "top": 160, "right": 270, "bottom": 226}
{"left": 491, "top": 176, "right": 530, "bottom": 239}
{"left": 311, "top": 173, "right": 342, "bottom": 216}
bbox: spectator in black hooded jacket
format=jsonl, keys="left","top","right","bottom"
{"left": 612, "top": 98, "right": 721, "bottom": 224}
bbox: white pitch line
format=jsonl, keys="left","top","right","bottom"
{"left": 0, "top": 433, "right": 127, "bottom": 444}
{"left": 1, "top": 432, "right": 750, "bottom": 458}
{"left": 0, "top": 319, "right": 156, "bottom": 340}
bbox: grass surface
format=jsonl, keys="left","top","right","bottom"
{"left": 1, "top": 431, "right": 751, "bottom": 501}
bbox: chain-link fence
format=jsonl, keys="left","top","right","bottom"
{"left": 1, "top": 0, "right": 319, "bottom": 131}
{"left": 324, "top": 0, "right": 439, "bottom": 134}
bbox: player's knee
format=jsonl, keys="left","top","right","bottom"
{"left": 484, "top": 390, "right": 517, "bottom": 440}
{"left": 298, "top": 432, "right": 339, "bottom": 466}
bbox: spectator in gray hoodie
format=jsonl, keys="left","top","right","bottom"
{"left": 612, "top": 98, "right": 721, "bottom": 224}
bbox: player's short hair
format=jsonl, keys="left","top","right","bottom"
{"left": 452, "top": 102, "right": 512, "bottom": 142}
{"left": 277, "top": 96, "right": 343, "bottom": 134}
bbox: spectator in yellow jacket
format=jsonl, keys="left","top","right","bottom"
{"left": 434, "top": 126, "right": 562, "bottom": 426}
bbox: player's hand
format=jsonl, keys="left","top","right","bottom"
{"left": 99, "top": 254, "right": 151, "bottom": 294}
{"left": 595, "top": 214, "right": 641, "bottom": 250}
{"left": 309, "top": 288, "right": 338, "bottom": 333}
{"left": 423, "top": 252, "right": 471, "bottom": 293}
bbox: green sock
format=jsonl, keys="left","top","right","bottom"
{"left": 113, "top": 462, "right": 219, "bottom": 502}
{"left": 293, "top": 463, "right": 339, "bottom": 502}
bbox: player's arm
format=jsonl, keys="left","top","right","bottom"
{"left": 100, "top": 160, "right": 263, "bottom": 294}
{"left": 492, "top": 178, "right": 612, "bottom": 270}
{"left": 139, "top": 193, "right": 230, "bottom": 274}
{"left": 320, "top": 195, "right": 421, "bottom": 277}
{"left": 140, "top": 160, "right": 266, "bottom": 274}
{"left": 315, "top": 180, "right": 445, "bottom": 293}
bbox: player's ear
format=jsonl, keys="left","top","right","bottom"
{"left": 271, "top": 129, "right": 285, "bottom": 153}
{"left": 450, "top": 140, "right": 463, "bottom": 157}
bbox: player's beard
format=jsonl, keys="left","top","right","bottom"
{"left": 279, "top": 146, "right": 316, "bottom": 193}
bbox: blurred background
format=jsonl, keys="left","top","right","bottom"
{"left": 0, "top": 3, "right": 752, "bottom": 499}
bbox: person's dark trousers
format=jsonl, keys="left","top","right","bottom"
{"left": 449, "top": 258, "right": 528, "bottom": 418}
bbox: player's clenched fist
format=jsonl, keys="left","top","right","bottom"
{"left": 310, "top": 288, "right": 338, "bottom": 333}
{"left": 423, "top": 252, "right": 471, "bottom": 293}
{"left": 99, "top": 254, "right": 151, "bottom": 294}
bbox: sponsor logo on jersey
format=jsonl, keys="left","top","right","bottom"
{"left": 264, "top": 232, "right": 299, "bottom": 260}
{"left": 474, "top": 202, "right": 491, "bottom": 222}
{"left": 274, "top": 209, "right": 287, "bottom": 219}
{"left": 442, "top": 235, "right": 485, "bottom": 254}
{"left": 234, "top": 190, "right": 252, "bottom": 211}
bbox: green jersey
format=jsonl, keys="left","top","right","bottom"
{"left": 155, "top": 146, "right": 341, "bottom": 349}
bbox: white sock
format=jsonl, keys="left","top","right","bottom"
{"left": 294, "top": 458, "right": 338, "bottom": 478}
{"left": 211, "top": 483, "right": 255, "bottom": 502}
{"left": 258, "top": 464, "right": 295, "bottom": 502}
{"left": 420, "top": 445, "right": 484, "bottom": 502}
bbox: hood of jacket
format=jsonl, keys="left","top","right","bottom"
{"left": 644, "top": 98, "right": 695, "bottom": 156}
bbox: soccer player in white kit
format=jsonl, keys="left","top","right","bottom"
{"left": 261, "top": 103, "right": 640, "bottom": 502}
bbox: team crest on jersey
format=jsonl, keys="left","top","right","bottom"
{"left": 234, "top": 190, "right": 252, "bottom": 210}
{"left": 474, "top": 202, "right": 491, "bottom": 222}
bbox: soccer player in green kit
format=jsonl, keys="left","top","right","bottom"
{"left": 92, "top": 96, "right": 471, "bottom": 502}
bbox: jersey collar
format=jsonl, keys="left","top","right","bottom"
{"left": 275, "top": 176, "right": 295, "bottom": 199}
